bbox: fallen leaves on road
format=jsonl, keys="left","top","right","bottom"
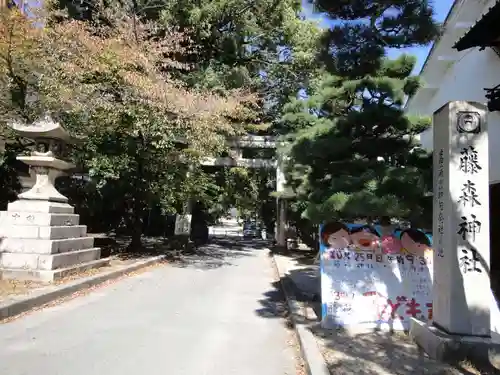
{"left": 0, "top": 279, "right": 47, "bottom": 299}
{"left": 0, "top": 257, "right": 152, "bottom": 301}
{"left": 288, "top": 329, "right": 307, "bottom": 375}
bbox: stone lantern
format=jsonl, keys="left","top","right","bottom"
{"left": 0, "top": 117, "right": 109, "bottom": 281}
{"left": 14, "top": 117, "right": 76, "bottom": 203}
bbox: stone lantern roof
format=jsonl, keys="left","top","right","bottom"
{"left": 10, "top": 116, "right": 82, "bottom": 144}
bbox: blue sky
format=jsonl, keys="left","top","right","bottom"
{"left": 302, "top": 0, "right": 455, "bottom": 74}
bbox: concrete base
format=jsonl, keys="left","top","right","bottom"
{"left": 0, "top": 236, "right": 95, "bottom": 254}
{"left": 0, "top": 211, "right": 79, "bottom": 226}
{"left": 0, "top": 224, "right": 87, "bottom": 240}
{"left": 410, "top": 318, "right": 500, "bottom": 369}
{"left": 1, "top": 248, "right": 102, "bottom": 270}
{"left": 0, "top": 199, "right": 107, "bottom": 282}
{"left": 7, "top": 200, "right": 74, "bottom": 214}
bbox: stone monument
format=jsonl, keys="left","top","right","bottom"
{"left": 410, "top": 101, "right": 499, "bottom": 367}
{"left": 0, "top": 117, "right": 109, "bottom": 281}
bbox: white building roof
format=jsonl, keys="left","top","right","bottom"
{"left": 405, "top": 0, "right": 496, "bottom": 116}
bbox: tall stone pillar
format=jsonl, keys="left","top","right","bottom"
{"left": 275, "top": 150, "right": 287, "bottom": 248}
{"left": 410, "top": 101, "right": 499, "bottom": 365}
{"left": 276, "top": 198, "right": 287, "bottom": 247}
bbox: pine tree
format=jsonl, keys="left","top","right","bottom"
{"left": 281, "top": 1, "right": 440, "bottom": 226}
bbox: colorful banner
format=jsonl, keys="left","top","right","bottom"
{"left": 320, "top": 222, "right": 433, "bottom": 331}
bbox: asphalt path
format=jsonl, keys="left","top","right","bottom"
{"left": 0, "top": 239, "right": 297, "bottom": 375}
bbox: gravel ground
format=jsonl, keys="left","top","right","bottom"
{"left": 311, "top": 326, "right": 498, "bottom": 375}
{"left": 274, "top": 252, "right": 499, "bottom": 375}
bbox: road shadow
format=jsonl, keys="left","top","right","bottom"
{"left": 255, "top": 279, "right": 294, "bottom": 329}
{"left": 91, "top": 234, "right": 172, "bottom": 260}
{"left": 309, "top": 324, "right": 486, "bottom": 375}
{"left": 165, "top": 237, "right": 265, "bottom": 270}
{"left": 270, "top": 246, "right": 318, "bottom": 266}
{"left": 256, "top": 257, "right": 500, "bottom": 375}
{"left": 209, "top": 237, "right": 272, "bottom": 251}
{"left": 89, "top": 235, "right": 269, "bottom": 269}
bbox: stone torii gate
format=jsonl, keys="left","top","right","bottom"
{"left": 0, "top": 125, "right": 290, "bottom": 280}
{"left": 200, "top": 135, "right": 289, "bottom": 247}
{"left": 5, "top": 133, "right": 291, "bottom": 248}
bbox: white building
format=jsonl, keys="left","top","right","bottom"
{"left": 406, "top": 0, "right": 500, "bottom": 311}
{"left": 406, "top": 0, "right": 500, "bottom": 184}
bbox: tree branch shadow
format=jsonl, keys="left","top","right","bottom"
{"left": 254, "top": 280, "right": 293, "bottom": 326}
{"left": 91, "top": 234, "right": 265, "bottom": 270}
{"left": 309, "top": 323, "right": 482, "bottom": 375}
{"left": 269, "top": 245, "right": 319, "bottom": 266}
{"left": 165, "top": 237, "right": 262, "bottom": 270}
{"left": 255, "top": 259, "right": 500, "bottom": 374}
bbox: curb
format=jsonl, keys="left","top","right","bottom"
{"left": 0, "top": 255, "right": 166, "bottom": 321}
{"left": 271, "top": 253, "right": 330, "bottom": 375}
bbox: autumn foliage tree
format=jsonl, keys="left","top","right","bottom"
{"left": 48, "top": 0, "right": 324, "bottom": 226}
{"left": 0, "top": 6, "right": 251, "bottom": 247}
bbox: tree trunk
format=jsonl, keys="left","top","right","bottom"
{"left": 129, "top": 222, "right": 142, "bottom": 250}
{"left": 129, "top": 131, "right": 146, "bottom": 251}
{"left": 128, "top": 202, "right": 144, "bottom": 250}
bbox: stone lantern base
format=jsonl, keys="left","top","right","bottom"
{"left": 0, "top": 199, "right": 109, "bottom": 282}
{"left": 0, "top": 117, "right": 110, "bottom": 281}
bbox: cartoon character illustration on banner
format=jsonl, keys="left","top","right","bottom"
{"left": 349, "top": 225, "right": 381, "bottom": 252}
{"left": 400, "top": 229, "right": 432, "bottom": 256}
{"left": 320, "top": 221, "right": 434, "bottom": 257}
{"left": 320, "top": 222, "right": 351, "bottom": 260}
{"left": 319, "top": 221, "right": 434, "bottom": 330}
{"left": 381, "top": 234, "right": 402, "bottom": 254}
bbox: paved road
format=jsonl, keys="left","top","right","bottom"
{"left": 0, "top": 239, "right": 297, "bottom": 375}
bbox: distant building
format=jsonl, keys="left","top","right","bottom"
{"left": 405, "top": 0, "right": 500, "bottom": 301}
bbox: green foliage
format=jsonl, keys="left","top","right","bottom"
{"left": 50, "top": 0, "right": 324, "bottom": 130}
{"left": 45, "top": 0, "right": 324, "bottom": 229}
{"left": 148, "top": 0, "right": 322, "bottom": 223}
{"left": 0, "top": 145, "right": 22, "bottom": 210}
{"left": 198, "top": 167, "right": 274, "bottom": 224}
{"left": 312, "top": 0, "right": 440, "bottom": 77}
{"left": 158, "top": 0, "right": 324, "bottom": 222}
{"left": 160, "top": 0, "right": 324, "bottom": 136}
{"left": 282, "top": 1, "right": 439, "bottom": 227}
{"left": 0, "top": 0, "right": 441, "bottom": 247}
{"left": 1, "top": 6, "right": 253, "bottom": 248}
